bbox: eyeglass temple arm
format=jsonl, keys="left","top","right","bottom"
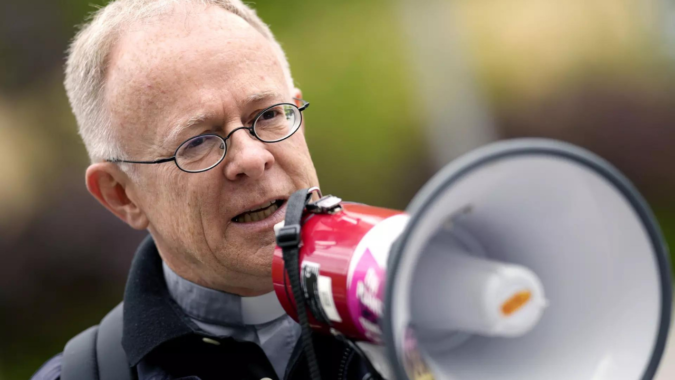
{"left": 294, "top": 98, "right": 310, "bottom": 111}
{"left": 107, "top": 157, "right": 176, "bottom": 165}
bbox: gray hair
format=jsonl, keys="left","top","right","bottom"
{"left": 65, "top": 0, "right": 295, "bottom": 164}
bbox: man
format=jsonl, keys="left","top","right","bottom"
{"left": 32, "top": 0, "right": 372, "bottom": 379}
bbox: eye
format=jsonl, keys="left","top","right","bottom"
{"left": 260, "top": 108, "right": 280, "bottom": 121}
{"left": 185, "top": 136, "right": 205, "bottom": 150}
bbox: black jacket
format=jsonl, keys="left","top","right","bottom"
{"left": 32, "top": 236, "right": 372, "bottom": 380}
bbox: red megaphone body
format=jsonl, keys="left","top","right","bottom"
{"left": 272, "top": 201, "right": 408, "bottom": 344}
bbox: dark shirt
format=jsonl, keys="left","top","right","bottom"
{"left": 31, "top": 236, "right": 370, "bottom": 380}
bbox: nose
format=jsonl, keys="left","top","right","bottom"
{"left": 222, "top": 127, "right": 275, "bottom": 181}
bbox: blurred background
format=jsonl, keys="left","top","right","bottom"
{"left": 1, "top": 0, "right": 674, "bottom": 378}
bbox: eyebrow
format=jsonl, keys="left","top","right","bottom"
{"left": 164, "top": 113, "right": 210, "bottom": 149}
{"left": 246, "top": 91, "right": 282, "bottom": 103}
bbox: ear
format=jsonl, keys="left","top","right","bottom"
{"left": 85, "top": 163, "right": 149, "bottom": 230}
{"left": 292, "top": 88, "right": 303, "bottom": 102}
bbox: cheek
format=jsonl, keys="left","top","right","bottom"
{"left": 182, "top": 173, "right": 229, "bottom": 237}
{"left": 278, "top": 136, "right": 316, "bottom": 181}
{"left": 163, "top": 170, "right": 191, "bottom": 212}
{"left": 275, "top": 133, "right": 311, "bottom": 163}
{"left": 143, "top": 169, "right": 207, "bottom": 233}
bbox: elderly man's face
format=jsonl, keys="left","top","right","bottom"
{"left": 103, "top": 5, "right": 318, "bottom": 295}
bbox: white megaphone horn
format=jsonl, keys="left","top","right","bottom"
{"left": 273, "top": 138, "right": 672, "bottom": 380}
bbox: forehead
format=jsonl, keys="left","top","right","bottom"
{"left": 104, "top": 4, "right": 288, "bottom": 153}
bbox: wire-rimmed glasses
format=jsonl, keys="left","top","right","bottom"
{"left": 108, "top": 99, "right": 309, "bottom": 173}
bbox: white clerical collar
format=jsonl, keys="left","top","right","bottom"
{"left": 162, "top": 261, "right": 286, "bottom": 326}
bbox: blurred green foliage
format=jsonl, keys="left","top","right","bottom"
{"left": 257, "top": 0, "right": 430, "bottom": 208}
{"left": 655, "top": 209, "right": 675, "bottom": 274}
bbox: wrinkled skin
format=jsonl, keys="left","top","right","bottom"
{"left": 86, "top": 4, "right": 319, "bottom": 296}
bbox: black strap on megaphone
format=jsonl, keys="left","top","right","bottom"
{"left": 276, "top": 188, "right": 323, "bottom": 380}
{"left": 277, "top": 188, "right": 385, "bottom": 380}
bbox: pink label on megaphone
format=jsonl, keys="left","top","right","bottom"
{"left": 346, "top": 214, "right": 409, "bottom": 343}
{"left": 348, "top": 248, "right": 387, "bottom": 343}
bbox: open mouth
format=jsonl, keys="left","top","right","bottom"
{"left": 232, "top": 199, "right": 285, "bottom": 223}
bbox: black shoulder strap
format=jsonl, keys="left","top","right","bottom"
{"left": 62, "top": 325, "right": 99, "bottom": 380}
{"left": 62, "top": 302, "right": 134, "bottom": 380}
{"left": 97, "top": 303, "right": 133, "bottom": 380}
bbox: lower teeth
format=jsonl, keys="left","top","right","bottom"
{"left": 235, "top": 203, "right": 279, "bottom": 223}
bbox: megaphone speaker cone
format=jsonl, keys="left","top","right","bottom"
{"left": 385, "top": 139, "right": 671, "bottom": 380}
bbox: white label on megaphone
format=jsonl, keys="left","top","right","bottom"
{"left": 317, "top": 275, "right": 342, "bottom": 323}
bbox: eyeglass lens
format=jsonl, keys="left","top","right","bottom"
{"left": 174, "top": 104, "right": 301, "bottom": 172}
{"left": 253, "top": 104, "right": 300, "bottom": 142}
{"left": 175, "top": 135, "right": 225, "bottom": 172}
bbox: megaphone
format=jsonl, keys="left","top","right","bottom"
{"left": 272, "top": 139, "right": 672, "bottom": 380}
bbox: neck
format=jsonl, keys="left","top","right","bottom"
{"left": 152, "top": 235, "right": 273, "bottom": 296}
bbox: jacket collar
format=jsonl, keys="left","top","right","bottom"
{"left": 122, "top": 235, "right": 196, "bottom": 366}
{"left": 162, "top": 261, "right": 286, "bottom": 326}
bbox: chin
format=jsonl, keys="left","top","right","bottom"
{"left": 255, "top": 251, "right": 275, "bottom": 276}
{"left": 238, "top": 243, "right": 275, "bottom": 274}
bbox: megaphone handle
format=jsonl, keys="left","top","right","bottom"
{"left": 329, "top": 329, "right": 385, "bottom": 380}
{"left": 278, "top": 188, "right": 323, "bottom": 380}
